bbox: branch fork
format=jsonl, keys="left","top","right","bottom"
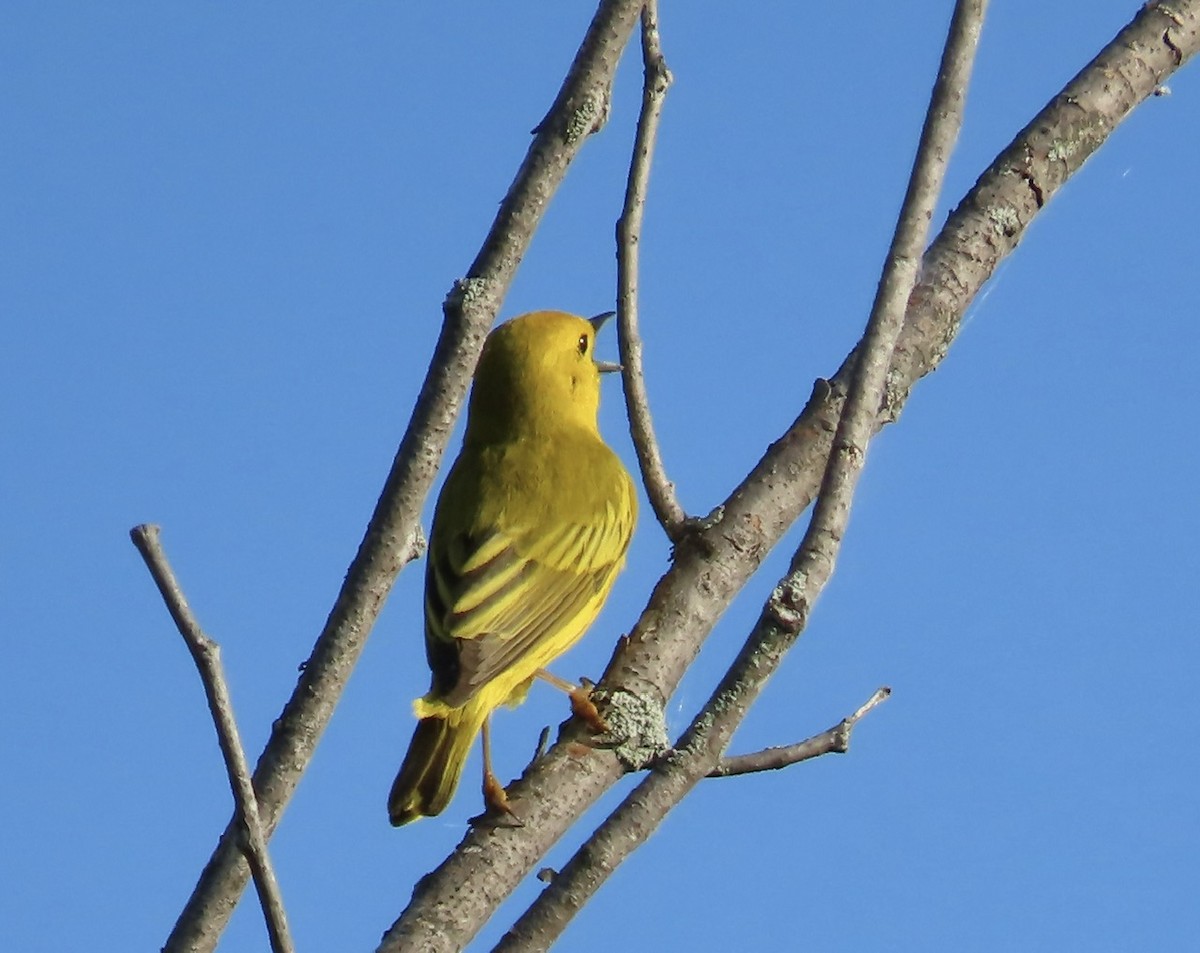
{"left": 130, "top": 524, "right": 294, "bottom": 953}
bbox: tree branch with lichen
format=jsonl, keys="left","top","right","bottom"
{"left": 491, "top": 1, "right": 986, "bottom": 945}
{"left": 379, "top": 4, "right": 1199, "bottom": 952}
{"left": 152, "top": 3, "right": 649, "bottom": 952}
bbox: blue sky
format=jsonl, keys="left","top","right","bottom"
{"left": 4, "top": 2, "right": 1198, "bottom": 951}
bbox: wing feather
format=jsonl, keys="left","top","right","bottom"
{"left": 427, "top": 464, "right": 635, "bottom": 708}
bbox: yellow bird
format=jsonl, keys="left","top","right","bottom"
{"left": 388, "top": 310, "right": 637, "bottom": 825}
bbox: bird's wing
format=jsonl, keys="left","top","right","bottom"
{"left": 426, "top": 483, "right": 634, "bottom": 707}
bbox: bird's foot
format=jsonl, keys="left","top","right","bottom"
{"left": 568, "top": 682, "right": 610, "bottom": 735}
{"left": 479, "top": 770, "right": 523, "bottom": 827}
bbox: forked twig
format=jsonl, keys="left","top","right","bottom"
{"left": 710, "top": 687, "right": 891, "bottom": 777}
{"left": 130, "top": 524, "right": 295, "bottom": 953}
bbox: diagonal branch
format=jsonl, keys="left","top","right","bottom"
{"left": 156, "top": 3, "right": 649, "bottom": 952}
{"left": 493, "top": 2, "right": 988, "bottom": 947}
{"left": 130, "top": 524, "right": 294, "bottom": 953}
{"left": 379, "top": 383, "right": 841, "bottom": 953}
{"left": 378, "top": 5, "right": 1200, "bottom": 949}
{"left": 709, "top": 686, "right": 892, "bottom": 778}
{"left": 616, "top": 0, "right": 688, "bottom": 538}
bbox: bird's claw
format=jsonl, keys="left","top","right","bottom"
{"left": 568, "top": 683, "right": 610, "bottom": 734}
{"left": 479, "top": 770, "right": 523, "bottom": 827}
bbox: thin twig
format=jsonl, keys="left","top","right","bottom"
{"left": 616, "top": 0, "right": 687, "bottom": 539}
{"left": 710, "top": 687, "right": 891, "bottom": 777}
{"left": 526, "top": 725, "right": 552, "bottom": 771}
{"left": 130, "top": 524, "right": 295, "bottom": 953}
{"left": 492, "top": 5, "right": 987, "bottom": 950}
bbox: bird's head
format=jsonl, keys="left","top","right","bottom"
{"left": 467, "top": 310, "right": 620, "bottom": 441}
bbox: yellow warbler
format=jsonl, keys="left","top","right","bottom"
{"left": 388, "top": 310, "right": 637, "bottom": 826}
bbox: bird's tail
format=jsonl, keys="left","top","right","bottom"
{"left": 388, "top": 700, "right": 487, "bottom": 826}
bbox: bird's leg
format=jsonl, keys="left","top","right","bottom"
{"left": 480, "top": 715, "right": 521, "bottom": 824}
{"left": 535, "top": 669, "right": 610, "bottom": 733}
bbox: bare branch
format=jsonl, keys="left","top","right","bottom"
{"left": 492, "top": 3, "right": 986, "bottom": 948}
{"left": 380, "top": 382, "right": 839, "bottom": 953}
{"left": 157, "top": 3, "right": 650, "bottom": 950}
{"left": 883, "top": 1, "right": 1200, "bottom": 415}
{"left": 129, "top": 524, "right": 294, "bottom": 953}
{"left": 379, "top": 3, "right": 1200, "bottom": 944}
{"left": 785, "top": 0, "right": 987, "bottom": 594}
{"left": 616, "top": 0, "right": 687, "bottom": 538}
{"left": 710, "top": 686, "right": 891, "bottom": 778}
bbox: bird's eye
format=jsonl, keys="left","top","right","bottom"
{"left": 577, "top": 334, "right": 589, "bottom": 355}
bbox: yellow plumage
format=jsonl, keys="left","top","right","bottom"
{"left": 388, "top": 310, "right": 637, "bottom": 826}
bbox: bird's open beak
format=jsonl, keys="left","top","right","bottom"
{"left": 589, "top": 311, "right": 622, "bottom": 373}
{"left": 589, "top": 311, "right": 615, "bottom": 332}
